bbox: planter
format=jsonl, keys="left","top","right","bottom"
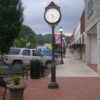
{"left": 7, "top": 83, "right": 27, "bottom": 100}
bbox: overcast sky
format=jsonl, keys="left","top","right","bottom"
{"left": 22, "top": 0, "right": 84, "bottom": 35}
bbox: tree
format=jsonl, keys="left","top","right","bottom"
{"left": 36, "top": 34, "right": 44, "bottom": 45}
{"left": 43, "top": 34, "right": 52, "bottom": 44}
{"left": 36, "top": 34, "right": 52, "bottom": 45}
{"left": 0, "top": 0, "right": 23, "bottom": 54}
{"left": 13, "top": 25, "right": 37, "bottom": 48}
{"left": 65, "top": 36, "right": 71, "bottom": 44}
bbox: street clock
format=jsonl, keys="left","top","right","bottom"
{"left": 44, "top": 1, "right": 61, "bottom": 89}
{"left": 44, "top": 2, "right": 61, "bottom": 26}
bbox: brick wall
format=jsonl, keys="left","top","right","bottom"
{"left": 80, "top": 11, "right": 85, "bottom": 34}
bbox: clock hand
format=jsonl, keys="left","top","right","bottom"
{"left": 51, "top": 14, "right": 54, "bottom": 18}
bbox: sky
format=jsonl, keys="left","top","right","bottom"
{"left": 22, "top": 0, "right": 84, "bottom": 36}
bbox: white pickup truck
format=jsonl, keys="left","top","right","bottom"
{"left": 3, "top": 48, "right": 59, "bottom": 69}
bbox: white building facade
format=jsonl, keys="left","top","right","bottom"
{"left": 84, "top": 0, "right": 100, "bottom": 73}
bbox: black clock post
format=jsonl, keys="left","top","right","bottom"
{"left": 44, "top": 2, "right": 61, "bottom": 89}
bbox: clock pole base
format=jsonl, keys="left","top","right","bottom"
{"left": 48, "top": 82, "right": 59, "bottom": 89}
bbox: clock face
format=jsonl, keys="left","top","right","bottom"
{"left": 45, "top": 8, "right": 60, "bottom": 23}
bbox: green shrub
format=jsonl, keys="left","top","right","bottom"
{"left": 13, "top": 76, "right": 21, "bottom": 85}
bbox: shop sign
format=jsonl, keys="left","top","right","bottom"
{"left": 55, "top": 34, "right": 61, "bottom": 44}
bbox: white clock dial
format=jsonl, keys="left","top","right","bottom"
{"left": 45, "top": 8, "right": 60, "bottom": 23}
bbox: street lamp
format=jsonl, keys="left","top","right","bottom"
{"left": 60, "top": 27, "right": 64, "bottom": 64}
{"left": 44, "top": 2, "right": 61, "bottom": 89}
{"left": 63, "top": 37, "right": 65, "bottom": 40}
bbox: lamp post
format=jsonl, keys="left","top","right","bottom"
{"left": 60, "top": 27, "right": 64, "bottom": 64}
{"left": 63, "top": 38, "right": 66, "bottom": 56}
{"left": 44, "top": 2, "right": 61, "bottom": 89}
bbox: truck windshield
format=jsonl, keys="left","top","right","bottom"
{"left": 32, "top": 50, "right": 41, "bottom": 56}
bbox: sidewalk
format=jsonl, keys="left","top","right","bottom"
{"left": 49, "top": 51, "right": 99, "bottom": 77}
{"left": 2, "top": 77, "right": 100, "bottom": 100}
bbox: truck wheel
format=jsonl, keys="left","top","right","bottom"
{"left": 46, "top": 61, "right": 52, "bottom": 69}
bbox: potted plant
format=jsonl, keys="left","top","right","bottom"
{"left": 7, "top": 76, "right": 27, "bottom": 100}
{"left": 13, "top": 76, "right": 21, "bottom": 85}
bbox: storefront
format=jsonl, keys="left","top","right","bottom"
{"left": 69, "top": 22, "right": 85, "bottom": 61}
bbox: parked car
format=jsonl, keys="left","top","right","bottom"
{"left": 3, "top": 48, "right": 59, "bottom": 69}
{"left": 38, "top": 48, "right": 60, "bottom": 57}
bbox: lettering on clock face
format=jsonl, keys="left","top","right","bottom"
{"left": 45, "top": 8, "right": 60, "bottom": 23}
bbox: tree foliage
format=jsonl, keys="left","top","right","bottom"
{"left": 0, "top": 0, "right": 23, "bottom": 54}
{"left": 43, "top": 34, "right": 52, "bottom": 44}
{"left": 36, "top": 34, "right": 44, "bottom": 45}
{"left": 13, "top": 25, "right": 36, "bottom": 48}
{"left": 36, "top": 34, "right": 70, "bottom": 46}
{"left": 36, "top": 34, "right": 52, "bottom": 45}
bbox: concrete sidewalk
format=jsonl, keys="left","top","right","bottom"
{"left": 49, "top": 51, "right": 99, "bottom": 77}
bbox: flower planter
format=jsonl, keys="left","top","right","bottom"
{"left": 7, "top": 83, "right": 27, "bottom": 100}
